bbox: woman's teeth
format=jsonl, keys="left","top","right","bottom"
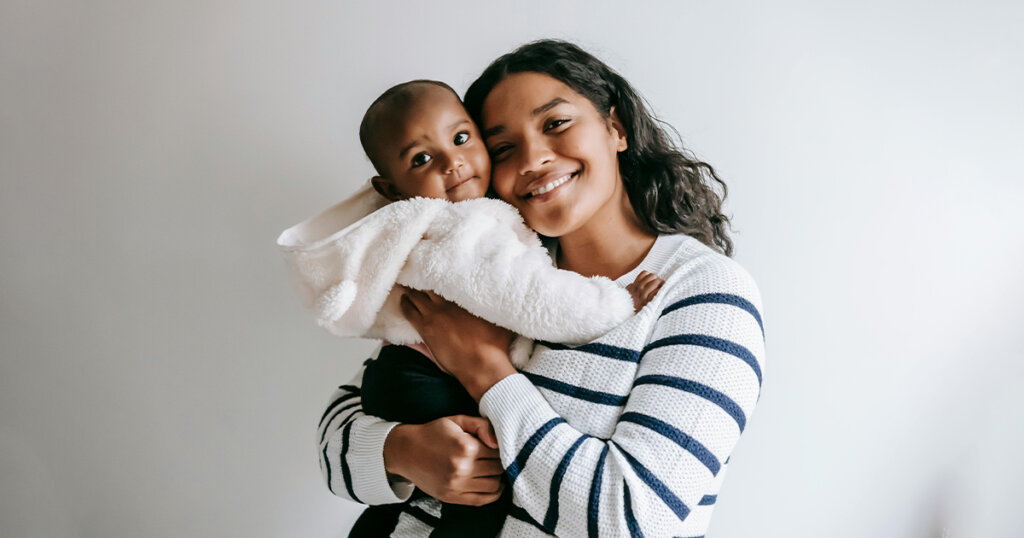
{"left": 530, "top": 174, "right": 573, "bottom": 197}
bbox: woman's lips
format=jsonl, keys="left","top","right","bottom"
{"left": 525, "top": 171, "right": 578, "bottom": 202}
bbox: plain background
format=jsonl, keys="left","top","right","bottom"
{"left": 2, "top": 1, "right": 1023, "bottom": 537}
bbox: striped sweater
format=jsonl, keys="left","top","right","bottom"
{"left": 317, "top": 234, "right": 765, "bottom": 537}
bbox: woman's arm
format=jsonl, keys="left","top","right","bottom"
{"left": 317, "top": 363, "right": 414, "bottom": 505}
{"left": 402, "top": 266, "right": 766, "bottom": 536}
{"left": 317, "top": 357, "right": 506, "bottom": 507}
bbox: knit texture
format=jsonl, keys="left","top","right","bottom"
{"left": 317, "top": 234, "right": 765, "bottom": 537}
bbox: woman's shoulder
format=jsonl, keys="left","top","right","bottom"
{"left": 655, "top": 234, "right": 762, "bottom": 311}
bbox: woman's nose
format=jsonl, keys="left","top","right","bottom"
{"left": 517, "top": 135, "right": 553, "bottom": 176}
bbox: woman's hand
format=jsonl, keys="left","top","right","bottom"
{"left": 400, "top": 288, "right": 518, "bottom": 400}
{"left": 383, "top": 416, "right": 505, "bottom": 506}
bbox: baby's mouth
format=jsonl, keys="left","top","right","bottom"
{"left": 446, "top": 175, "right": 477, "bottom": 192}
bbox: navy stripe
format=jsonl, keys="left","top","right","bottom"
{"left": 623, "top": 481, "right": 645, "bottom": 538}
{"left": 588, "top": 445, "right": 610, "bottom": 538}
{"left": 339, "top": 421, "right": 362, "bottom": 503}
{"left": 544, "top": 435, "right": 589, "bottom": 532}
{"left": 318, "top": 391, "right": 359, "bottom": 428}
{"left": 699, "top": 494, "right": 717, "bottom": 505}
{"left": 614, "top": 444, "right": 691, "bottom": 522}
{"left": 319, "top": 402, "right": 361, "bottom": 443}
{"left": 661, "top": 293, "right": 764, "bottom": 336}
{"left": 322, "top": 443, "right": 334, "bottom": 495}
{"left": 403, "top": 505, "right": 441, "bottom": 527}
{"left": 644, "top": 334, "right": 762, "bottom": 386}
{"left": 509, "top": 504, "right": 548, "bottom": 533}
{"left": 620, "top": 412, "right": 720, "bottom": 476}
{"left": 536, "top": 341, "right": 641, "bottom": 363}
{"left": 506, "top": 418, "right": 567, "bottom": 484}
{"left": 523, "top": 372, "right": 627, "bottom": 406}
{"left": 633, "top": 374, "right": 747, "bottom": 432}
{"left": 338, "top": 384, "right": 361, "bottom": 394}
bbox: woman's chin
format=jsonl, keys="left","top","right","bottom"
{"left": 525, "top": 208, "right": 579, "bottom": 239}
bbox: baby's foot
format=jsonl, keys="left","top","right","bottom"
{"left": 626, "top": 270, "right": 665, "bottom": 312}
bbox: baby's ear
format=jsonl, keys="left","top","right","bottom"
{"left": 370, "top": 176, "right": 404, "bottom": 201}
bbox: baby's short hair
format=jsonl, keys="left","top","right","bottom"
{"left": 359, "top": 80, "right": 459, "bottom": 176}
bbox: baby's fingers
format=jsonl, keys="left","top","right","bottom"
{"left": 643, "top": 278, "right": 665, "bottom": 298}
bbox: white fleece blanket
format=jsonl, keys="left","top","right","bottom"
{"left": 276, "top": 183, "right": 634, "bottom": 367}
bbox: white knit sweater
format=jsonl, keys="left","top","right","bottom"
{"left": 317, "top": 234, "right": 766, "bottom": 537}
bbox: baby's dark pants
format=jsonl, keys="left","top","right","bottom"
{"left": 347, "top": 344, "right": 511, "bottom": 537}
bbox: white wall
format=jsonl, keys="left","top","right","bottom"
{"left": 2, "top": 1, "right": 1022, "bottom": 536}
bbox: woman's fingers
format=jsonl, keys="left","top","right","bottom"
{"left": 400, "top": 287, "right": 447, "bottom": 323}
{"left": 449, "top": 415, "right": 499, "bottom": 449}
{"left": 423, "top": 289, "right": 445, "bottom": 304}
{"left": 399, "top": 292, "right": 423, "bottom": 324}
{"left": 471, "top": 457, "right": 505, "bottom": 478}
{"left": 465, "top": 475, "right": 505, "bottom": 494}
{"left": 451, "top": 490, "right": 504, "bottom": 507}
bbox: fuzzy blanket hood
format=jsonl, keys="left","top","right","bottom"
{"left": 276, "top": 183, "right": 634, "bottom": 365}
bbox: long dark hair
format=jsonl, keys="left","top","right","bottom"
{"left": 464, "top": 40, "right": 734, "bottom": 256}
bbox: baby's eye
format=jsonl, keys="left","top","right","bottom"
{"left": 411, "top": 152, "right": 431, "bottom": 168}
{"left": 453, "top": 131, "right": 470, "bottom": 145}
{"left": 544, "top": 118, "right": 569, "bottom": 131}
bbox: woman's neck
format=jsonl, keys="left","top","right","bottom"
{"left": 556, "top": 188, "right": 657, "bottom": 280}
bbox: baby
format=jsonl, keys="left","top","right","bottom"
{"left": 361, "top": 80, "right": 663, "bottom": 325}
{"left": 281, "top": 80, "right": 663, "bottom": 537}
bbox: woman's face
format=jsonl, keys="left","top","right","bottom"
{"left": 480, "top": 72, "right": 627, "bottom": 238}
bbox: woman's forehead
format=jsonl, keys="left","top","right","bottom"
{"left": 482, "top": 73, "right": 582, "bottom": 128}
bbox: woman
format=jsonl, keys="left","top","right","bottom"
{"left": 318, "top": 40, "right": 765, "bottom": 537}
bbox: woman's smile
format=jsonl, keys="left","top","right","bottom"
{"left": 522, "top": 169, "right": 579, "bottom": 202}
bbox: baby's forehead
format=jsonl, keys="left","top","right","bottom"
{"left": 372, "top": 88, "right": 468, "bottom": 146}
{"left": 377, "top": 85, "right": 462, "bottom": 126}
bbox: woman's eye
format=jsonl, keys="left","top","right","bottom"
{"left": 453, "top": 132, "right": 470, "bottom": 145}
{"left": 489, "top": 144, "right": 512, "bottom": 160}
{"left": 545, "top": 118, "right": 569, "bottom": 131}
{"left": 411, "top": 152, "right": 431, "bottom": 168}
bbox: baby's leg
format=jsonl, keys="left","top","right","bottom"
{"left": 625, "top": 270, "right": 665, "bottom": 312}
{"left": 433, "top": 492, "right": 512, "bottom": 537}
{"left": 361, "top": 344, "right": 477, "bottom": 423}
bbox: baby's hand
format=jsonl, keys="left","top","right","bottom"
{"left": 626, "top": 270, "right": 665, "bottom": 312}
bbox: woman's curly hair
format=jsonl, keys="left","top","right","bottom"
{"left": 464, "top": 39, "right": 734, "bottom": 256}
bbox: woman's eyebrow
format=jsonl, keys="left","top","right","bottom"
{"left": 483, "top": 97, "right": 570, "bottom": 140}
{"left": 532, "top": 97, "right": 569, "bottom": 117}
{"left": 483, "top": 125, "right": 504, "bottom": 140}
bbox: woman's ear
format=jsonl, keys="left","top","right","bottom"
{"left": 370, "top": 176, "right": 404, "bottom": 201}
{"left": 608, "top": 106, "right": 628, "bottom": 152}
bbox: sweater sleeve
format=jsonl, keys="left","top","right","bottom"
{"left": 478, "top": 264, "right": 765, "bottom": 537}
{"left": 316, "top": 362, "right": 415, "bottom": 505}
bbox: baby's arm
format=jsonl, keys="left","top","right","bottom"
{"left": 625, "top": 270, "right": 665, "bottom": 312}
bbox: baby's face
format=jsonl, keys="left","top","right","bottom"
{"left": 376, "top": 87, "right": 491, "bottom": 202}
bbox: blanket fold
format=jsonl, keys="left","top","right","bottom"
{"left": 277, "top": 183, "right": 634, "bottom": 367}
